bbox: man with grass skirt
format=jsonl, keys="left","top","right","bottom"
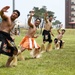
{"left": 54, "top": 25, "right": 66, "bottom": 49}
{"left": 0, "top": 6, "right": 20, "bottom": 67}
{"left": 41, "top": 12, "right": 54, "bottom": 52}
{"left": 18, "top": 11, "right": 42, "bottom": 59}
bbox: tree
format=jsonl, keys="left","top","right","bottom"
{"left": 53, "top": 20, "right": 61, "bottom": 25}
{"left": 28, "top": 6, "right": 55, "bottom": 19}
{"left": 33, "top": 7, "right": 40, "bottom": 18}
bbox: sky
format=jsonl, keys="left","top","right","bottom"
{"left": 0, "top": 0, "right": 65, "bottom": 28}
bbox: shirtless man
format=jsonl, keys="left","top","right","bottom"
{"left": 54, "top": 25, "right": 65, "bottom": 49}
{"left": 41, "top": 12, "right": 54, "bottom": 52}
{"left": 18, "top": 11, "right": 41, "bottom": 59}
{"left": 0, "top": 6, "right": 20, "bottom": 67}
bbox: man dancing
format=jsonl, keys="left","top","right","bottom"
{"left": 41, "top": 12, "right": 54, "bottom": 52}
{"left": 54, "top": 25, "right": 65, "bottom": 49}
{"left": 0, "top": 6, "right": 20, "bottom": 67}
{"left": 18, "top": 11, "right": 41, "bottom": 59}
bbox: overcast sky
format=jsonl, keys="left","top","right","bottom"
{"left": 0, "top": 0, "right": 65, "bottom": 27}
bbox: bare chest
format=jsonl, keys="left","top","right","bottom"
{"left": 28, "top": 27, "right": 37, "bottom": 34}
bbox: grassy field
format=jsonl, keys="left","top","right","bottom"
{"left": 0, "top": 29, "right": 75, "bottom": 75}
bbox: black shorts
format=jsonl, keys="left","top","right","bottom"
{"left": 0, "top": 31, "right": 18, "bottom": 56}
{"left": 42, "top": 30, "right": 52, "bottom": 43}
{"left": 54, "top": 38, "right": 63, "bottom": 48}
{"left": 54, "top": 38, "right": 58, "bottom": 44}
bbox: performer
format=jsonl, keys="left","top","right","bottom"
{"left": 54, "top": 25, "right": 65, "bottom": 49}
{"left": 0, "top": 6, "right": 20, "bottom": 67}
{"left": 41, "top": 12, "right": 54, "bottom": 52}
{"left": 18, "top": 11, "right": 41, "bottom": 59}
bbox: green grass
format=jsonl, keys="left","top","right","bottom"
{"left": 0, "top": 29, "right": 75, "bottom": 75}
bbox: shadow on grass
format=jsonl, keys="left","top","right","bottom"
{"left": 0, "top": 65, "right": 6, "bottom": 68}
{"left": 25, "top": 57, "right": 36, "bottom": 60}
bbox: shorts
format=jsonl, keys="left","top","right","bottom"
{"left": 0, "top": 31, "right": 18, "bottom": 56}
{"left": 54, "top": 38, "right": 63, "bottom": 48}
{"left": 42, "top": 30, "right": 52, "bottom": 43}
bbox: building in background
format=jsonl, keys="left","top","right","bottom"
{"left": 65, "top": 0, "right": 75, "bottom": 28}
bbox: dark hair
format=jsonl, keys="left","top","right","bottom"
{"left": 13, "top": 10, "right": 20, "bottom": 17}
{"left": 35, "top": 18, "right": 41, "bottom": 22}
{"left": 62, "top": 29, "right": 66, "bottom": 32}
{"left": 48, "top": 15, "right": 53, "bottom": 18}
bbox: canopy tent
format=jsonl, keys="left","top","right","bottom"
{"left": 69, "top": 22, "right": 75, "bottom": 28}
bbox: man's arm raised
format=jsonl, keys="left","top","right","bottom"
{"left": 28, "top": 11, "right": 34, "bottom": 27}
{"left": 44, "top": 12, "right": 48, "bottom": 23}
{"left": 0, "top": 6, "right": 10, "bottom": 20}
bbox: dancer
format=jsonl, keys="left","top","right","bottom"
{"left": 18, "top": 11, "right": 41, "bottom": 59}
{"left": 0, "top": 6, "right": 20, "bottom": 67}
{"left": 54, "top": 25, "right": 65, "bottom": 49}
{"left": 41, "top": 12, "right": 54, "bottom": 52}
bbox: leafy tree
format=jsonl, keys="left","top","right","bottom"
{"left": 53, "top": 20, "right": 61, "bottom": 25}
{"left": 28, "top": 6, "right": 55, "bottom": 19}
